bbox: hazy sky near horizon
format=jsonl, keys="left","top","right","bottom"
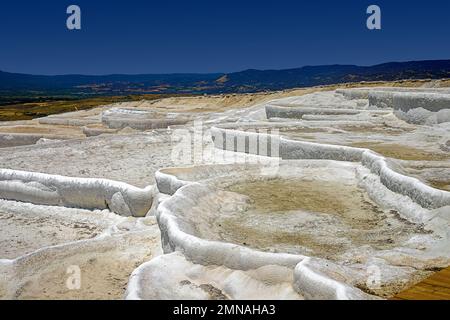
{"left": 1, "top": 0, "right": 449, "bottom": 75}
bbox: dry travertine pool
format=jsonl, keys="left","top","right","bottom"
{"left": 393, "top": 161, "right": 450, "bottom": 192}
{"left": 279, "top": 127, "right": 450, "bottom": 162}
{"left": 0, "top": 201, "right": 122, "bottom": 260}
{"left": 278, "top": 124, "right": 414, "bottom": 140}
{"left": 192, "top": 176, "right": 429, "bottom": 261}
{"left": 223, "top": 178, "right": 428, "bottom": 260}
{"left": 158, "top": 161, "right": 436, "bottom": 261}
{"left": 0, "top": 200, "right": 162, "bottom": 300}
{"left": 154, "top": 159, "right": 449, "bottom": 299}
{"left": 349, "top": 142, "right": 450, "bottom": 162}
{"left": 15, "top": 232, "right": 157, "bottom": 300}
{"left": 0, "top": 210, "right": 100, "bottom": 259}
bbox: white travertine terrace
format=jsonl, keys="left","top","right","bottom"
{"left": 341, "top": 87, "right": 450, "bottom": 124}
{"left": 0, "top": 83, "right": 449, "bottom": 300}
{"left": 0, "top": 202, "right": 161, "bottom": 299}
{"left": 392, "top": 92, "right": 450, "bottom": 124}
{"left": 0, "top": 169, "right": 154, "bottom": 217}
{"left": 102, "top": 108, "right": 189, "bottom": 130}
{"left": 337, "top": 87, "right": 450, "bottom": 100}
{"left": 0, "top": 133, "right": 49, "bottom": 148}
{"left": 149, "top": 157, "right": 449, "bottom": 299}
{"left": 210, "top": 127, "right": 450, "bottom": 209}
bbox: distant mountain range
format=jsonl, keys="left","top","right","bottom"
{"left": 1, "top": 59, "right": 450, "bottom": 97}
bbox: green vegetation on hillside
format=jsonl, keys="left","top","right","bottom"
{"left": 0, "top": 94, "right": 188, "bottom": 121}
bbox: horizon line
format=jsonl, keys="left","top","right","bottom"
{"left": 1, "top": 58, "right": 449, "bottom": 77}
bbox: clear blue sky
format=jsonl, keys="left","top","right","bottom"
{"left": 1, "top": 0, "right": 449, "bottom": 75}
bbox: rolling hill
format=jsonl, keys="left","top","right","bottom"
{"left": 1, "top": 59, "right": 450, "bottom": 97}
